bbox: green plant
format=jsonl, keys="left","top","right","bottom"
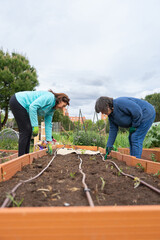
{"left": 52, "top": 132, "right": 73, "bottom": 145}
{"left": 73, "top": 131, "right": 106, "bottom": 148}
{"left": 114, "top": 132, "right": 130, "bottom": 148}
{"left": 153, "top": 170, "right": 160, "bottom": 177}
{"left": 100, "top": 177, "right": 105, "bottom": 191}
{"left": 133, "top": 177, "right": 141, "bottom": 188}
{"left": 151, "top": 153, "right": 157, "bottom": 162}
{"left": 1, "top": 171, "right": 6, "bottom": 180}
{"left": 117, "top": 168, "right": 123, "bottom": 176}
{"left": 143, "top": 125, "right": 160, "bottom": 148}
{"left": 0, "top": 138, "right": 18, "bottom": 150}
{"left": 81, "top": 149, "right": 86, "bottom": 154}
{"left": 70, "top": 172, "right": 76, "bottom": 179}
{"left": 89, "top": 156, "right": 96, "bottom": 161}
{"left": 144, "top": 93, "right": 160, "bottom": 122}
{"left": 136, "top": 163, "right": 144, "bottom": 171}
{"left": 7, "top": 194, "right": 24, "bottom": 207}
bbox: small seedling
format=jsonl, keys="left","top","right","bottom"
{"left": 81, "top": 149, "right": 86, "bottom": 154}
{"left": 117, "top": 168, "right": 123, "bottom": 176}
{"left": 153, "top": 170, "right": 160, "bottom": 177}
{"left": 7, "top": 194, "right": 24, "bottom": 207}
{"left": 136, "top": 163, "right": 144, "bottom": 171}
{"left": 133, "top": 177, "right": 141, "bottom": 188}
{"left": 100, "top": 177, "right": 105, "bottom": 191}
{"left": 90, "top": 156, "right": 96, "bottom": 161}
{"left": 110, "top": 165, "right": 113, "bottom": 170}
{"left": 70, "top": 172, "right": 76, "bottom": 179}
{"left": 1, "top": 171, "right": 6, "bottom": 180}
{"left": 151, "top": 153, "right": 157, "bottom": 162}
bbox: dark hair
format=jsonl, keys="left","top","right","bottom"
{"left": 95, "top": 96, "right": 113, "bottom": 114}
{"left": 48, "top": 89, "right": 70, "bottom": 106}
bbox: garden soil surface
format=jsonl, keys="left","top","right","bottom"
{"left": 0, "top": 152, "right": 160, "bottom": 207}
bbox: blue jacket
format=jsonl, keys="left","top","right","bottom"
{"left": 15, "top": 91, "right": 56, "bottom": 141}
{"left": 107, "top": 97, "right": 155, "bottom": 147}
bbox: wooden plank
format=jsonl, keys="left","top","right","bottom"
{"left": 0, "top": 206, "right": 160, "bottom": 240}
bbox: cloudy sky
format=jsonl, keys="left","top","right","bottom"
{"left": 1, "top": 0, "right": 160, "bottom": 119}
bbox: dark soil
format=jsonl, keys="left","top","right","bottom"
{"left": 0, "top": 152, "right": 160, "bottom": 207}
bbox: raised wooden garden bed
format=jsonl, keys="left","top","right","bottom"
{"left": 118, "top": 147, "right": 160, "bottom": 162}
{"left": 0, "top": 145, "right": 160, "bottom": 240}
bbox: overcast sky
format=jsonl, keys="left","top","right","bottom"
{"left": 1, "top": 0, "right": 160, "bottom": 119}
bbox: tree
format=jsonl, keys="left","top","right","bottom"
{"left": 52, "top": 109, "right": 63, "bottom": 122}
{"left": 144, "top": 93, "right": 160, "bottom": 122}
{"left": 95, "top": 119, "right": 106, "bottom": 131}
{"left": 52, "top": 109, "right": 74, "bottom": 131}
{"left": 0, "top": 111, "right": 4, "bottom": 123}
{"left": 84, "top": 119, "right": 93, "bottom": 131}
{"left": 0, "top": 50, "right": 39, "bottom": 130}
{"left": 62, "top": 115, "right": 72, "bottom": 131}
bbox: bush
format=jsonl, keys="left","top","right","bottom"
{"left": 0, "top": 139, "right": 18, "bottom": 150}
{"left": 52, "top": 132, "right": 73, "bottom": 145}
{"left": 73, "top": 131, "right": 106, "bottom": 148}
{"left": 143, "top": 125, "right": 160, "bottom": 148}
{"left": 113, "top": 132, "right": 130, "bottom": 148}
{"left": 0, "top": 129, "right": 18, "bottom": 150}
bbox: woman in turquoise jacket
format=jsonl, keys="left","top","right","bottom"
{"left": 9, "top": 90, "right": 70, "bottom": 156}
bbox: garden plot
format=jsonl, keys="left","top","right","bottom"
{"left": 0, "top": 150, "right": 160, "bottom": 207}
{"left": 0, "top": 150, "right": 18, "bottom": 164}
{"left": 0, "top": 151, "right": 12, "bottom": 158}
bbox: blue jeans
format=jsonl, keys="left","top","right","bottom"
{"left": 128, "top": 113, "right": 156, "bottom": 158}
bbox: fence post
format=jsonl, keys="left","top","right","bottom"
{"left": 34, "top": 134, "right": 40, "bottom": 152}
{"left": 41, "top": 122, "right": 45, "bottom": 140}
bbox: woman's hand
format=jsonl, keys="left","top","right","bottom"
{"left": 129, "top": 127, "right": 136, "bottom": 134}
{"left": 47, "top": 142, "right": 53, "bottom": 155}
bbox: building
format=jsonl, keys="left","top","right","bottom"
{"left": 69, "top": 116, "right": 86, "bottom": 124}
{"left": 63, "top": 107, "right": 69, "bottom": 116}
{"left": 63, "top": 107, "right": 86, "bottom": 124}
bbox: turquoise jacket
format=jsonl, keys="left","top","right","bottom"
{"left": 15, "top": 91, "right": 56, "bottom": 141}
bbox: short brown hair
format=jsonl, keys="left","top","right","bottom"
{"left": 95, "top": 96, "right": 113, "bottom": 114}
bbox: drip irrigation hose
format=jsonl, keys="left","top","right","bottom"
{"left": 1, "top": 149, "right": 58, "bottom": 208}
{"left": 100, "top": 153, "right": 160, "bottom": 194}
{"left": 77, "top": 154, "right": 94, "bottom": 207}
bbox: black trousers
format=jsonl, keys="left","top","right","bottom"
{"left": 9, "top": 95, "right": 32, "bottom": 156}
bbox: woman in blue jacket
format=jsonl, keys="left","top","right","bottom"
{"left": 9, "top": 90, "right": 70, "bottom": 156}
{"left": 95, "top": 96, "right": 156, "bottom": 159}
